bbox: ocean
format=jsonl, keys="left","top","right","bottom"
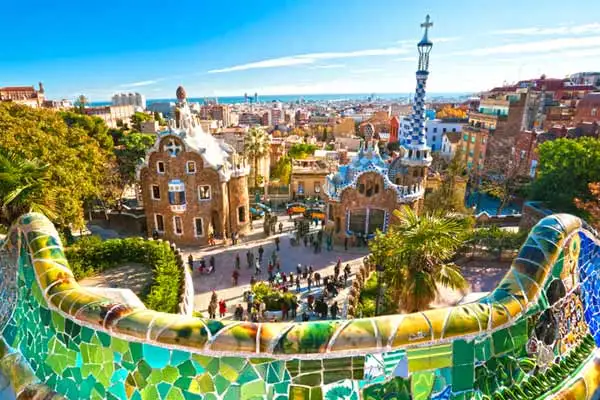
{"left": 90, "top": 92, "right": 471, "bottom": 107}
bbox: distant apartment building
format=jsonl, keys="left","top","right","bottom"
{"left": 570, "top": 72, "right": 600, "bottom": 87}
{"left": 459, "top": 124, "right": 488, "bottom": 173}
{"left": 399, "top": 116, "right": 463, "bottom": 152}
{"left": 239, "top": 112, "right": 262, "bottom": 126}
{"left": 147, "top": 102, "right": 174, "bottom": 117}
{"left": 331, "top": 117, "right": 356, "bottom": 138}
{"left": 440, "top": 131, "right": 462, "bottom": 160}
{"left": 200, "top": 104, "right": 231, "bottom": 126}
{"left": 111, "top": 92, "right": 146, "bottom": 110}
{"left": 0, "top": 83, "right": 45, "bottom": 108}
{"left": 84, "top": 105, "right": 136, "bottom": 128}
{"left": 574, "top": 93, "right": 600, "bottom": 124}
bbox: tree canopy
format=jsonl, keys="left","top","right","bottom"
{"left": 0, "top": 103, "right": 116, "bottom": 228}
{"left": 287, "top": 143, "right": 317, "bottom": 159}
{"left": 270, "top": 156, "right": 292, "bottom": 185}
{"left": 114, "top": 132, "right": 156, "bottom": 191}
{"left": 131, "top": 112, "right": 154, "bottom": 132}
{"left": 529, "top": 137, "right": 600, "bottom": 214}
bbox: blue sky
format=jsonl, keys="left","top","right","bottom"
{"left": 2, "top": 0, "right": 600, "bottom": 101}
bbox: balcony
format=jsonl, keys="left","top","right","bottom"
{"left": 170, "top": 204, "right": 186, "bottom": 213}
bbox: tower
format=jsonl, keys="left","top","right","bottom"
{"left": 399, "top": 15, "right": 434, "bottom": 208}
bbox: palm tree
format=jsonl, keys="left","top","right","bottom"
{"left": 244, "top": 127, "right": 270, "bottom": 191}
{"left": 0, "top": 150, "right": 55, "bottom": 226}
{"left": 370, "top": 206, "right": 469, "bottom": 312}
{"left": 74, "top": 94, "right": 88, "bottom": 113}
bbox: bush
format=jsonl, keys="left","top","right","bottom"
{"left": 251, "top": 282, "right": 296, "bottom": 311}
{"left": 65, "top": 236, "right": 183, "bottom": 313}
{"left": 357, "top": 273, "right": 395, "bottom": 317}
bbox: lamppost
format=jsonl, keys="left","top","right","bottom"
{"left": 375, "top": 263, "right": 385, "bottom": 316}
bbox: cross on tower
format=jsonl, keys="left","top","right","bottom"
{"left": 165, "top": 139, "right": 182, "bottom": 157}
{"left": 421, "top": 15, "right": 433, "bottom": 36}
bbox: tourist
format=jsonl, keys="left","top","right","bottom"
{"left": 314, "top": 272, "right": 321, "bottom": 287}
{"left": 276, "top": 260, "right": 281, "bottom": 272}
{"left": 188, "top": 254, "right": 194, "bottom": 270}
{"left": 291, "top": 297, "right": 298, "bottom": 319}
{"left": 152, "top": 229, "right": 159, "bottom": 240}
{"left": 210, "top": 256, "right": 216, "bottom": 271}
{"left": 199, "top": 258, "right": 206, "bottom": 274}
{"left": 246, "top": 292, "right": 254, "bottom": 314}
{"left": 232, "top": 270, "right": 239, "bottom": 286}
{"left": 279, "top": 222, "right": 283, "bottom": 233}
{"left": 330, "top": 302, "right": 339, "bottom": 319}
{"left": 259, "top": 301, "right": 266, "bottom": 321}
{"left": 246, "top": 251, "right": 251, "bottom": 269}
{"left": 308, "top": 265, "right": 314, "bottom": 274}
{"left": 208, "top": 232, "right": 215, "bottom": 246}
{"left": 281, "top": 302, "right": 289, "bottom": 320}
{"left": 296, "top": 264, "right": 302, "bottom": 276}
{"left": 344, "top": 264, "right": 350, "bottom": 285}
{"left": 303, "top": 235, "right": 308, "bottom": 247}
{"left": 251, "top": 310, "right": 259, "bottom": 323}
{"left": 275, "top": 236, "right": 280, "bottom": 251}
{"left": 255, "top": 259, "right": 262, "bottom": 276}
{"left": 302, "top": 311, "right": 309, "bottom": 322}
{"left": 235, "top": 304, "right": 244, "bottom": 320}
{"left": 302, "top": 265, "right": 308, "bottom": 279}
{"left": 258, "top": 245, "right": 264, "bottom": 262}
{"left": 307, "top": 275, "right": 312, "bottom": 291}
{"left": 344, "top": 236, "right": 348, "bottom": 250}
{"left": 218, "top": 299, "right": 227, "bottom": 318}
{"left": 307, "top": 294, "right": 314, "bottom": 311}
{"left": 281, "top": 272, "right": 287, "bottom": 284}
{"left": 208, "top": 300, "right": 217, "bottom": 319}
{"left": 235, "top": 253, "right": 241, "bottom": 270}
{"left": 250, "top": 275, "right": 256, "bottom": 287}
{"left": 288, "top": 272, "right": 294, "bottom": 287}
{"left": 295, "top": 276, "right": 301, "bottom": 292}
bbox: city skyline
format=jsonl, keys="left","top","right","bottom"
{"left": 2, "top": 0, "right": 600, "bottom": 101}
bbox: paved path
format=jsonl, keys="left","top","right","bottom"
{"left": 181, "top": 216, "right": 370, "bottom": 318}
{"left": 78, "top": 262, "right": 153, "bottom": 296}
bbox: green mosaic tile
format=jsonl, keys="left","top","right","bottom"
{"left": 214, "top": 374, "right": 231, "bottom": 395}
{"left": 140, "top": 384, "right": 160, "bottom": 400}
{"left": 197, "top": 373, "right": 215, "bottom": 393}
{"left": 293, "top": 372, "right": 322, "bottom": 386}
{"left": 240, "top": 379, "right": 266, "bottom": 398}
{"left": 492, "top": 329, "right": 513, "bottom": 355}
{"left": 286, "top": 359, "right": 300, "bottom": 376}
{"left": 310, "top": 386, "right": 322, "bottom": 400}
{"left": 182, "top": 390, "right": 203, "bottom": 400}
{"left": 289, "top": 385, "right": 310, "bottom": 399}
{"left": 179, "top": 359, "right": 198, "bottom": 377}
{"left": 452, "top": 339, "right": 474, "bottom": 366}
{"left": 300, "top": 359, "right": 322, "bottom": 373}
{"left": 474, "top": 338, "right": 492, "bottom": 362}
{"left": 165, "top": 387, "right": 186, "bottom": 400}
{"left": 323, "top": 369, "right": 352, "bottom": 384}
{"left": 158, "top": 382, "right": 172, "bottom": 398}
{"left": 452, "top": 364, "right": 475, "bottom": 392}
{"left": 222, "top": 356, "right": 246, "bottom": 372}
{"left": 237, "top": 365, "right": 259, "bottom": 384}
{"left": 223, "top": 384, "right": 241, "bottom": 400}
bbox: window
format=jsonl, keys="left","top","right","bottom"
{"left": 198, "top": 185, "right": 211, "bottom": 200}
{"left": 463, "top": 134, "right": 469, "bottom": 141}
{"left": 297, "top": 181, "right": 305, "bottom": 195}
{"left": 433, "top": 127, "right": 437, "bottom": 133}
{"left": 425, "top": 127, "right": 428, "bottom": 132}
{"left": 467, "top": 161, "right": 473, "bottom": 169}
{"left": 168, "top": 181, "right": 186, "bottom": 205}
{"left": 238, "top": 206, "right": 246, "bottom": 223}
{"left": 452, "top": 128, "right": 456, "bottom": 132}
{"left": 328, "top": 204, "right": 334, "bottom": 221}
{"left": 194, "top": 218, "right": 204, "bottom": 237}
{"left": 157, "top": 161, "right": 165, "bottom": 174}
{"left": 592, "top": 108, "right": 597, "bottom": 117}
{"left": 431, "top": 144, "right": 436, "bottom": 151}
{"left": 520, "top": 150, "right": 526, "bottom": 160}
{"left": 469, "top": 150, "right": 474, "bottom": 157}
{"left": 186, "top": 161, "right": 196, "bottom": 174}
{"left": 173, "top": 216, "right": 183, "bottom": 235}
{"left": 471, "top": 136, "right": 476, "bottom": 143}
{"left": 314, "top": 182, "right": 321, "bottom": 194}
{"left": 442, "top": 128, "right": 447, "bottom": 133}
{"left": 151, "top": 185, "right": 161, "bottom": 200}
{"left": 432, "top": 135, "right": 436, "bottom": 142}
{"left": 482, "top": 137, "right": 487, "bottom": 144}
{"left": 154, "top": 214, "right": 164, "bottom": 232}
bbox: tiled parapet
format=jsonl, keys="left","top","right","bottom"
{"left": 0, "top": 212, "right": 600, "bottom": 399}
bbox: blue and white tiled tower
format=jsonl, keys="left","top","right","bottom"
{"left": 402, "top": 15, "right": 434, "bottom": 168}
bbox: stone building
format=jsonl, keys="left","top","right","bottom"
{"left": 290, "top": 158, "right": 330, "bottom": 200}
{"left": 325, "top": 16, "right": 435, "bottom": 243}
{"left": 138, "top": 86, "right": 250, "bottom": 246}
{"left": 0, "top": 83, "right": 45, "bottom": 108}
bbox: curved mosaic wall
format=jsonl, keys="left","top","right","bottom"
{"left": 1, "top": 212, "right": 600, "bottom": 399}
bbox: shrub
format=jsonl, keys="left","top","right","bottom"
{"left": 357, "top": 273, "right": 395, "bottom": 317}
{"left": 65, "top": 236, "right": 182, "bottom": 313}
{"left": 252, "top": 282, "right": 296, "bottom": 311}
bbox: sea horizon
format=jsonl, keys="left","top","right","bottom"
{"left": 90, "top": 92, "right": 474, "bottom": 107}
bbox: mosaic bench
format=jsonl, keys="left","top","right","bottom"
{"left": 1, "top": 212, "right": 600, "bottom": 399}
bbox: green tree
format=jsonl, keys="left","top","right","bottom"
{"left": 0, "top": 150, "right": 56, "bottom": 226}
{"left": 370, "top": 206, "right": 470, "bottom": 312}
{"left": 60, "top": 111, "right": 113, "bottom": 151}
{"left": 530, "top": 137, "right": 600, "bottom": 214}
{"left": 287, "top": 143, "right": 317, "bottom": 159}
{"left": 244, "top": 127, "right": 270, "bottom": 190}
{"left": 130, "top": 112, "right": 153, "bottom": 132}
{"left": 115, "top": 132, "right": 156, "bottom": 192}
{"left": 0, "top": 103, "right": 116, "bottom": 228}
{"left": 153, "top": 111, "right": 165, "bottom": 126}
{"left": 271, "top": 156, "right": 292, "bottom": 185}
{"left": 425, "top": 149, "right": 467, "bottom": 214}
{"left": 74, "top": 94, "right": 88, "bottom": 113}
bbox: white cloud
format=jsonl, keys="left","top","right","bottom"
{"left": 207, "top": 47, "right": 409, "bottom": 73}
{"left": 119, "top": 80, "right": 159, "bottom": 87}
{"left": 309, "top": 64, "right": 346, "bottom": 69}
{"left": 394, "top": 57, "right": 417, "bottom": 62}
{"left": 455, "top": 35, "right": 600, "bottom": 56}
{"left": 492, "top": 23, "right": 600, "bottom": 36}
{"left": 396, "top": 36, "right": 459, "bottom": 45}
{"left": 350, "top": 68, "right": 385, "bottom": 74}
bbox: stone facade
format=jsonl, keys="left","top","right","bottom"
{"left": 138, "top": 86, "right": 250, "bottom": 246}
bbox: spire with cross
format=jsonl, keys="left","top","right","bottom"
{"left": 419, "top": 15, "right": 433, "bottom": 46}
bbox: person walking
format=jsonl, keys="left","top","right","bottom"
{"left": 307, "top": 275, "right": 312, "bottom": 291}
{"left": 255, "top": 259, "right": 262, "bottom": 276}
{"left": 279, "top": 222, "right": 283, "bottom": 234}
{"left": 235, "top": 253, "right": 241, "bottom": 270}
{"left": 210, "top": 256, "right": 216, "bottom": 272}
{"left": 208, "top": 301, "right": 216, "bottom": 319}
{"left": 246, "top": 251, "right": 252, "bottom": 269}
{"left": 344, "top": 236, "right": 348, "bottom": 251}
{"left": 296, "top": 264, "right": 302, "bottom": 276}
{"left": 274, "top": 236, "right": 280, "bottom": 251}
{"left": 344, "top": 264, "right": 350, "bottom": 285}
{"left": 258, "top": 245, "right": 264, "bottom": 263}
{"left": 330, "top": 302, "right": 339, "bottom": 320}
{"left": 232, "top": 270, "right": 239, "bottom": 286}
{"left": 188, "top": 254, "right": 194, "bottom": 271}
{"left": 303, "top": 235, "right": 308, "bottom": 247}
{"left": 218, "top": 300, "right": 227, "bottom": 318}
{"left": 250, "top": 275, "right": 256, "bottom": 287}
{"left": 295, "top": 276, "right": 301, "bottom": 292}
{"left": 291, "top": 297, "right": 298, "bottom": 319}
{"left": 314, "top": 272, "right": 321, "bottom": 287}
{"left": 281, "top": 302, "right": 289, "bottom": 320}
